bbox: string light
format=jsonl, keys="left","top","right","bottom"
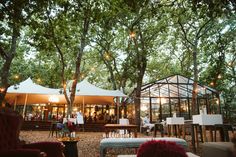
{"left": 14, "top": 75, "right": 19, "bottom": 79}
{"left": 210, "top": 82, "right": 214, "bottom": 86}
{"left": 104, "top": 52, "right": 111, "bottom": 60}
{"left": 0, "top": 88, "right": 5, "bottom": 93}
{"left": 80, "top": 74, "right": 85, "bottom": 79}
{"left": 217, "top": 74, "right": 222, "bottom": 79}
{"left": 90, "top": 67, "right": 95, "bottom": 72}
{"left": 37, "top": 78, "right": 41, "bottom": 83}
{"left": 129, "top": 31, "right": 136, "bottom": 38}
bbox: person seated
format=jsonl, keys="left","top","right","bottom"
{"left": 137, "top": 140, "right": 187, "bottom": 157}
{"left": 56, "top": 123, "right": 64, "bottom": 130}
{"left": 142, "top": 114, "right": 155, "bottom": 132}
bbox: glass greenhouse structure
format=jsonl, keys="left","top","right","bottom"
{"left": 127, "top": 75, "right": 220, "bottom": 123}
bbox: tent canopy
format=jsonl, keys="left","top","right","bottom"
{"left": 5, "top": 78, "right": 126, "bottom": 105}
{"left": 74, "top": 79, "right": 126, "bottom": 104}
{"left": 5, "top": 78, "right": 64, "bottom": 104}
{"left": 75, "top": 79, "right": 125, "bottom": 97}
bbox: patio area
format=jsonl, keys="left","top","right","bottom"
{"left": 19, "top": 130, "right": 233, "bottom": 157}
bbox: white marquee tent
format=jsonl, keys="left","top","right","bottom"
{"left": 73, "top": 79, "right": 126, "bottom": 104}
{"left": 5, "top": 78, "right": 126, "bottom": 105}
{"left": 5, "top": 78, "right": 64, "bottom": 105}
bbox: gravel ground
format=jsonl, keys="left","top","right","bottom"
{"left": 20, "top": 131, "right": 150, "bottom": 157}
{"left": 20, "top": 131, "right": 219, "bottom": 157}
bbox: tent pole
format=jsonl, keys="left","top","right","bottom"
{"left": 22, "top": 94, "right": 28, "bottom": 119}
{"left": 117, "top": 97, "right": 119, "bottom": 123}
{"left": 14, "top": 96, "right": 17, "bottom": 111}
{"left": 83, "top": 96, "right": 85, "bottom": 115}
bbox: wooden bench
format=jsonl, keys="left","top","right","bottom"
{"left": 100, "top": 137, "right": 188, "bottom": 157}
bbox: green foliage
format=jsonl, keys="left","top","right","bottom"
{"left": 1, "top": 0, "right": 235, "bottom": 119}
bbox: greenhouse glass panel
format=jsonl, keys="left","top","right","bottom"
{"left": 151, "top": 98, "right": 160, "bottom": 122}
{"left": 132, "top": 75, "right": 220, "bottom": 121}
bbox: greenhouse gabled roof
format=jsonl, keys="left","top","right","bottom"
{"left": 141, "top": 74, "right": 218, "bottom": 98}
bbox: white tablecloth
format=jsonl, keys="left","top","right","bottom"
{"left": 166, "top": 117, "right": 184, "bottom": 125}
{"left": 63, "top": 118, "right": 77, "bottom": 124}
{"left": 119, "top": 118, "right": 129, "bottom": 125}
{"left": 192, "top": 114, "right": 223, "bottom": 125}
{"left": 119, "top": 118, "right": 129, "bottom": 135}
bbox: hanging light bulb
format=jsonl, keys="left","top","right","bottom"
{"left": 14, "top": 75, "right": 19, "bottom": 79}
{"left": 91, "top": 67, "right": 95, "bottom": 72}
{"left": 129, "top": 31, "right": 136, "bottom": 38}
{"left": 80, "top": 73, "right": 85, "bottom": 79}
{"left": 104, "top": 52, "right": 111, "bottom": 60}
{"left": 0, "top": 88, "right": 5, "bottom": 93}
{"left": 37, "top": 78, "right": 41, "bottom": 83}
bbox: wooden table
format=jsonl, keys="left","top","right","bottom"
{"left": 104, "top": 124, "right": 138, "bottom": 138}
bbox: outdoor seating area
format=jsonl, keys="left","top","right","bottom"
{"left": 2, "top": 78, "right": 234, "bottom": 157}
{"left": 1, "top": 1, "right": 236, "bottom": 156}
{"left": 1, "top": 75, "right": 235, "bottom": 157}
{"left": 1, "top": 105, "right": 236, "bottom": 157}
{"left": 16, "top": 129, "right": 236, "bottom": 157}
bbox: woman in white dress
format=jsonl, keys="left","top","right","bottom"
{"left": 143, "top": 114, "right": 155, "bottom": 132}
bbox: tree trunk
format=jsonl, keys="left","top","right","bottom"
{"left": 192, "top": 42, "right": 198, "bottom": 115}
{"left": 0, "top": 22, "right": 18, "bottom": 105}
{"left": 0, "top": 57, "right": 14, "bottom": 105}
{"left": 102, "top": 53, "right": 117, "bottom": 90}
{"left": 67, "top": 13, "right": 90, "bottom": 117}
{"left": 133, "top": 26, "right": 147, "bottom": 128}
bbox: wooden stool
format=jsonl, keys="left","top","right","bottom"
{"left": 214, "top": 124, "right": 234, "bottom": 142}
{"left": 191, "top": 124, "right": 203, "bottom": 153}
{"left": 153, "top": 123, "right": 164, "bottom": 137}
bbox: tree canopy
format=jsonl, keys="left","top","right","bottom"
{"left": 1, "top": 0, "right": 235, "bottom": 119}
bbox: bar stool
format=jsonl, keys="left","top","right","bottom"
{"left": 214, "top": 124, "right": 234, "bottom": 142}
{"left": 153, "top": 123, "right": 164, "bottom": 137}
{"left": 205, "top": 125, "right": 215, "bottom": 142}
{"left": 191, "top": 123, "right": 203, "bottom": 153}
{"left": 166, "top": 124, "right": 181, "bottom": 137}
